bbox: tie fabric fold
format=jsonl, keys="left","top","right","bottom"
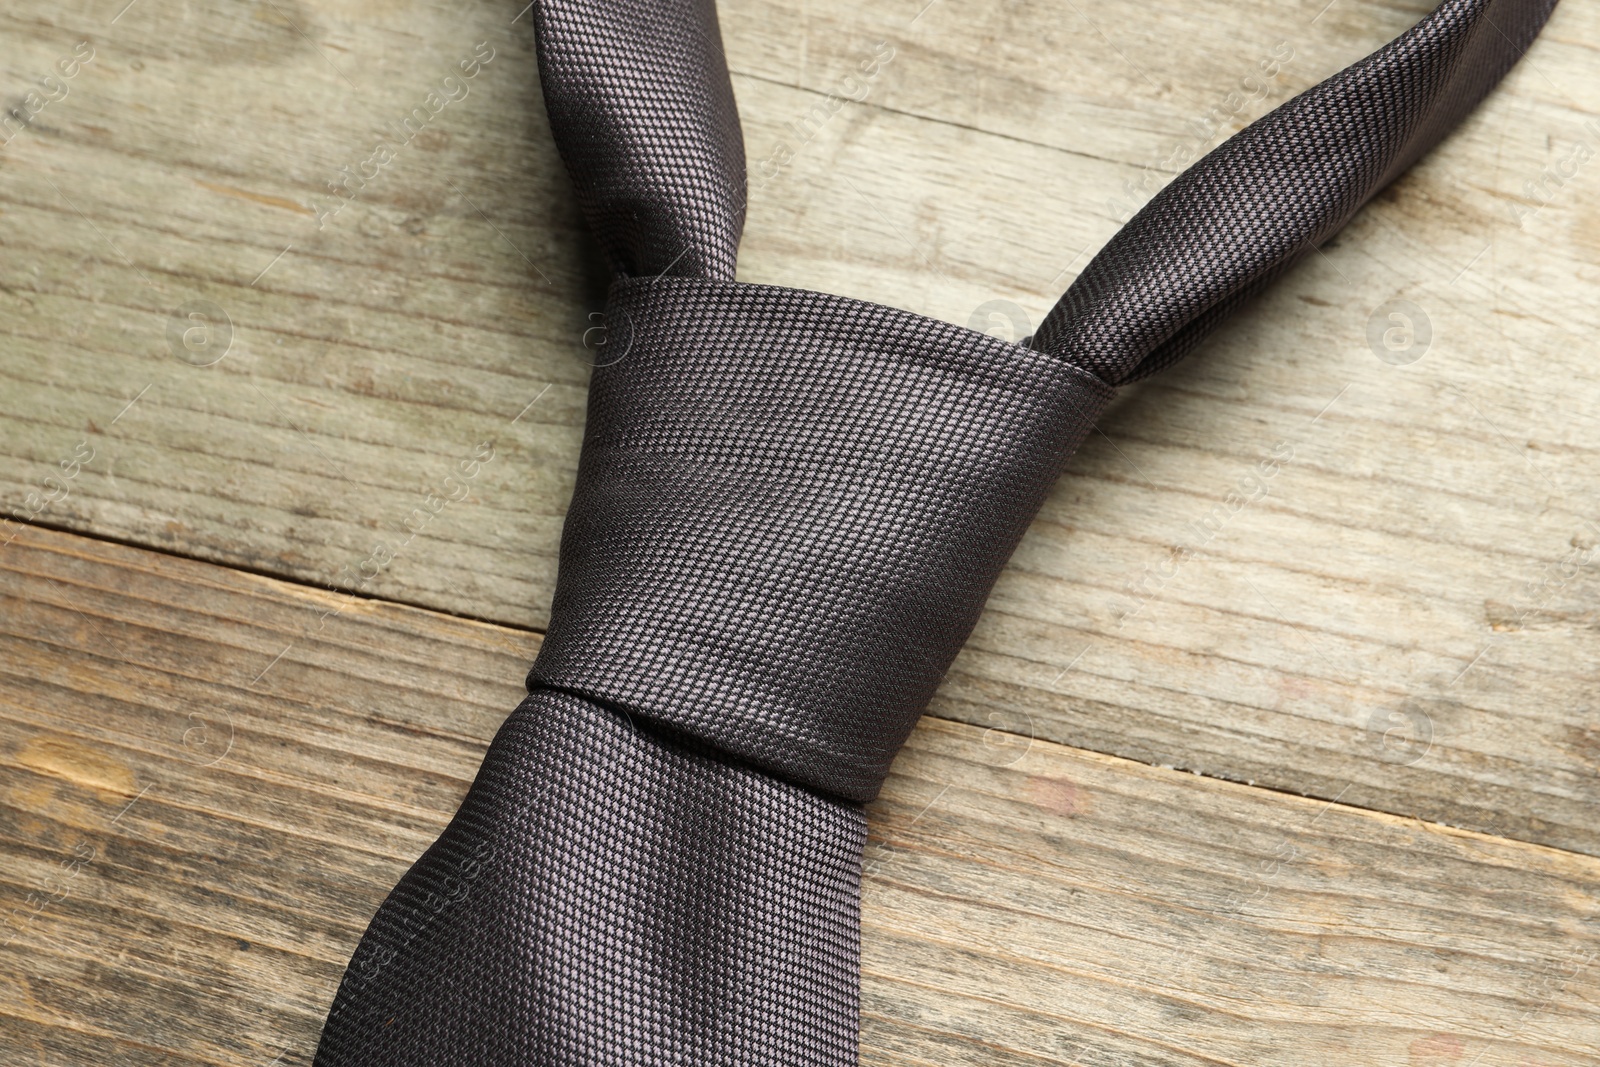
{"left": 312, "top": 1, "right": 1556, "bottom": 1063}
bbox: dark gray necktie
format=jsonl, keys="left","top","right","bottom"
{"left": 312, "top": 1, "right": 1556, "bottom": 1062}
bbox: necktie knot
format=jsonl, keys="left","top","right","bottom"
{"left": 532, "top": 276, "right": 1112, "bottom": 801}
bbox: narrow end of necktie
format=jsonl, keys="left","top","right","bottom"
{"left": 1032, "top": 0, "right": 1558, "bottom": 386}
{"left": 534, "top": 0, "right": 747, "bottom": 280}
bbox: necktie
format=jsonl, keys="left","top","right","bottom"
{"left": 312, "top": 1, "right": 1556, "bottom": 1063}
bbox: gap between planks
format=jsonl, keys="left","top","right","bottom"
{"left": 0, "top": 515, "right": 1587, "bottom": 863}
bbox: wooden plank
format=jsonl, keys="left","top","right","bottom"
{"left": 2, "top": 0, "right": 1598, "bottom": 855}
{"left": 2, "top": 524, "right": 1598, "bottom": 1066}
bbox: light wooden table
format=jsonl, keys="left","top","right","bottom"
{"left": 2, "top": 0, "right": 1598, "bottom": 1064}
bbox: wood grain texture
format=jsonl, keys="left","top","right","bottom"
{"left": 1, "top": 0, "right": 1598, "bottom": 856}
{"left": 3, "top": 524, "right": 1598, "bottom": 1067}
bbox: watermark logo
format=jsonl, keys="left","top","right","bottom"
{"left": 308, "top": 42, "right": 497, "bottom": 229}
{"left": 580, "top": 307, "right": 634, "bottom": 368}
{"left": 1108, "top": 41, "right": 1295, "bottom": 223}
{"left": 967, "top": 300, "right": 1032, "bottom": 345}
{"left": 0, "top": 40, "right": 95, "bottom": 152}
{"left": 1510, "top": 117, "right": 1600, "bottom": 228}
{"left": 181, "top": 710, "right": 235, "bottom": 767}
{"left": 755, "top": 40, "right": 895, "bottom": 184}
{"left": 167, "top": 300, "right": 233, "bottom": 366}
{"left": 1366, "top": 705, "right": 1433, "bottom": 766}
{"left": 978, "top": 707, "right": 1035, "bottom": 768}
{"left": 1366, "top": 298, "right": 1430, "bottom": 366}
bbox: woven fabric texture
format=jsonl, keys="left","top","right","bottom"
{"left": 531, "top": 275, "right": 1113, "bottom": 802}
{"left": 315, "top": 689, "right": 864, "bottom": 1067}
{"left": 1032, "top": 0, "right": 1559, "bottom": 384}
{"left": 315, "top": 0, "right": 1557, "bottom": 1063}
{"left": 534, "top": 0, "right": 745, "bottom": 279}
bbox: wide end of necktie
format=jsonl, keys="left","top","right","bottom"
{"left": 313, "top": 689, "right": 864, "bottom": 1066}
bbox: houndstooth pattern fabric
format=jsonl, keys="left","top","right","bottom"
{"left": 1033, "top": 0, "right": 1559, "bottom": 384}
{"left": 315, "top": 0, "right": 1556, "bottom": 1063}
